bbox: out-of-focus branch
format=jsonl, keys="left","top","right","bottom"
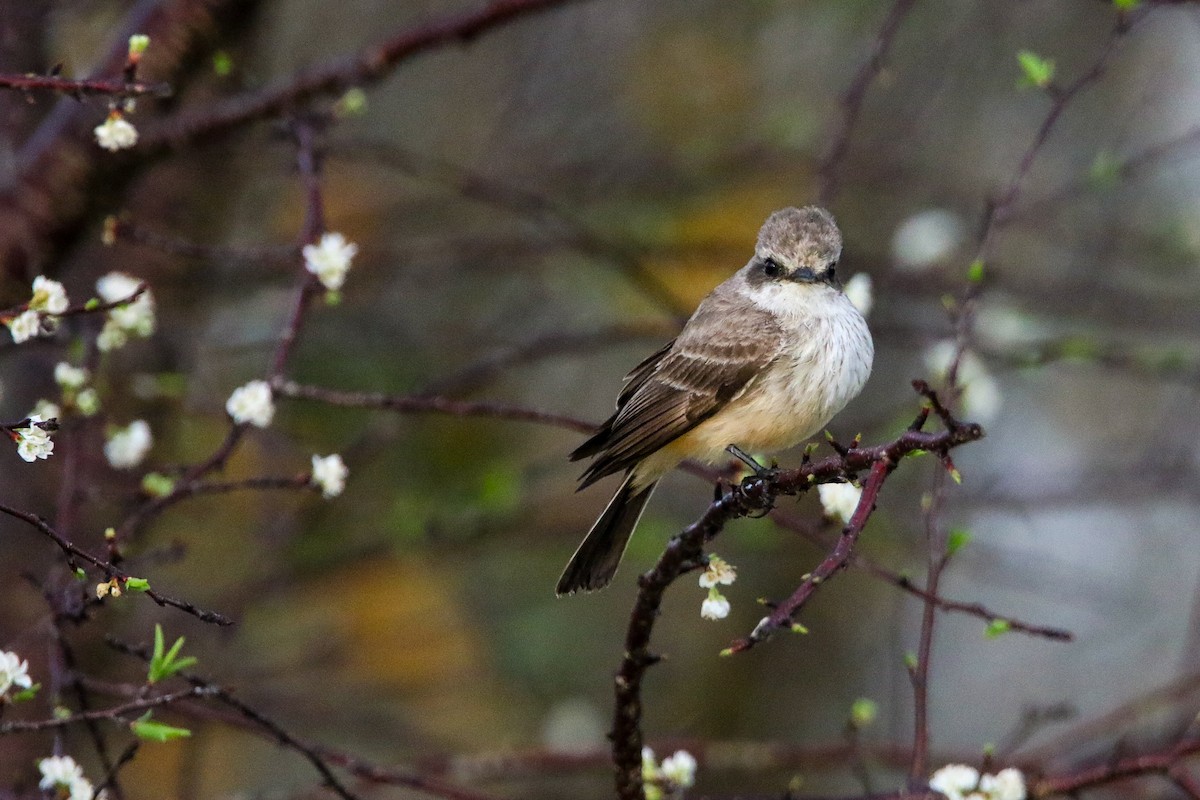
{"left": 818, "top": 0, "right": 918, "bottom": 205}
{"left": 276, "top": 380, "right": 595, "bottom": 434}
{"left": 139, "top": 0, "right": 587, "bottom": 150}
{"left": 1033, "top": 737, "right": 1200, "bottom": 797}
{"left": 979, "top": 11, "right": 1142, "bottom": 252}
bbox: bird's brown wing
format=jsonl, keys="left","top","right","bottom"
{"left": 573, "top": 296, "right": 785, "bottom": 488}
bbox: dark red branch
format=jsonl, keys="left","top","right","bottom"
{"left": 610, "top": 393, "right": 984, "bottom": 800}
{"left": 0, "top": 72, "right": 171, "bottom": 98}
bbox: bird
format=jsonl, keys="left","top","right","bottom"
{"left": 556, "top": 206, "right": 874, "bottom": 596}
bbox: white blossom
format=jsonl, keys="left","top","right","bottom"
{"left": 104, "top": 420, "right": 152, "bottom": 469}
{"left": 980, "top": 769, "right": 1026, "bottom": 800}
{"left": 699, "top": 554, "right": 736, "bottom": 588}
{"left": 15, "top": 415, "right": 54, "bottom": 462}
{"left": 55, "top": 362, "right": 89, "bottom": 390}
{"left": 7, "top": 309, "right": 40, "bottom": 343}
{"left": 95, "top": 272, "right": 155, "bottom": 351}
{"left": 68, "top": 776, "right": 96, "bottom": 800}
{"left": 930, "top": 764, "right": 981, "bottom": 800}
{"left": 0, "top": 650, "right": 32, "bottom": 696}
{"left": 843, "top": 273, "right": 873, "bottom": 316}
{"left": 659, "top": 750, "right": 697, "bottom": 789}
{"left": 700, "top": 587, "right": 730, "bottom": 620}
{"left": 30, "top": 276, "right": 69, "bottom": 314}
{"left": 38, "top": 755, "right": 84, "bottom": 790}
{"left": 923, "top": 341, "right": 1002, "bottom": 423}
{"left": 226, "top": 380, "right": 275, "bottom": 427}
{"left": 94, "top": 114, "right": 138, "bottom": 152}
{"left": 892, "top": 208, "right": 965, "bottom": 272}
{"left": 311, "top": 453, "right": 348, "bottom": 498}
{"left": 303, "top": 232, "right": 358, "bottom": 291}
{"left": 818, "top": 482, "right": 862, "bottom": 525}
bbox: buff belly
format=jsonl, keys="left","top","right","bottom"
{"left": 630, "top": 306, "right": 872, "bottom": 491}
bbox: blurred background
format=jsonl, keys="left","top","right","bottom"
{"left": 1, "top": 0, "right": 1199, "bottom": 798}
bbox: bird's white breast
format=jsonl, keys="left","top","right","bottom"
{"left": 685, "top": 283, "right": 873, "bottom": 462}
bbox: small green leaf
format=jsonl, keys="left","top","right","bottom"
{"left": 967, "top": 259, "right": 985, "bottom": 284}
{"left": 73, "top": 567, "right": 86, "bottom": 581}
{"left": 212, "top": 51, "right": 233, "bottom": 77}
{"left": 949, "top": 467, "right": 963, "bottom": 485}
{"left": 1089, "top": 150, "right": 1121, "bottom": 189}
{"left": 946, "top": 528, "right": 972, "bottom": 556}
{"left": 127, "top": 34, "right": 150, "bottom": 57}
{"left": 324, "top": 290, "right": 342, "bottom": 306}
{"left": 850, "top": 697, "right": 878, "bottom": 728}
{"left": 1113, "top": 0, "right": 1140, "bottom": 9}
{"left": 125, "top": 577, "right": 150, "bottom": 592}
{"left": 985, "top": 619, "right": 1012, "bottom": 639}
{"left": 131, "top": 712, "right": 192, "bottom": 742}
{"left": 335, "top": 87, "right": 368, "bottom": 117}
{"left": 11, "top": 683, "right": 40, "bottom": 702}
{"left": 903, "top": 651, "right": 918, "bottom": 670}
{"left": 1017, "top": 50, "right": 1055, "bottom": 89}
{"left": 1058, "top": 336, "right": 1100, "bottom": 360}
{"left": 791, "top": 622, "right": 809, "bottom": 635}
{"left": 141, "top": 472, "right": 175, "bottom": 498}
{"left": 84, "top": 298, "right": 100, "bottom": 311}
{"left": 148, "top": 624, "right": 197, "bottom": 684}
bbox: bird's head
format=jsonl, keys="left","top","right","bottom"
{"left": 750, "top": 206, "right": 843, "bottom": 288}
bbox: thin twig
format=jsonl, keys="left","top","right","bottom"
{"left": 0, "top": 687, "right": 213, "bottom": 734}
{"left": 0, "top": 72, "right": 171, "bottom": 98}
{"left": 0, "top": 502, "right": 232, "bottom": 626}
{"left": 276, "top": 380, "right": 595, "bottom": 433}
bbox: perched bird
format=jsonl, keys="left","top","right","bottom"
{"left": 557, "top": 206, "right": 873, "bottom": 595}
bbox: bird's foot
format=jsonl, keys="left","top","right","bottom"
{"left": 727, "top": 445, "right": 778, "bottom": 481}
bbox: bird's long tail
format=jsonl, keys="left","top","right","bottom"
{"left": 556, "top": 474, "right": 657, "bottom": 596}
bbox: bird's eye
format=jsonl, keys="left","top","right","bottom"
{"left": 762, "top": 258, "right": 783, "bottom": 278}
{"left": 828, "top": 260, "right": 837, "bottom": 279}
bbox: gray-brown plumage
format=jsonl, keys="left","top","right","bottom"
{"left": 557, "top": 207, "right": 873, "bottom": 595}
